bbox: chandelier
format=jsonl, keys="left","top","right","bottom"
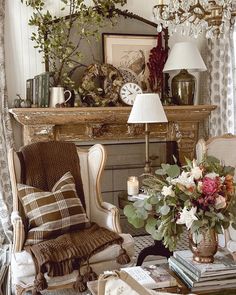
{"left": 153, "top": 0, "right": 235, "bottom": 39}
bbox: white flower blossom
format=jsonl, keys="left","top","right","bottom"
{"left": 176, "top": 207, "right": 198, "bottom": 230}
{"left": 191, "top": 164, "right": 202, "bottom": 180}
{"left": 205, "top": 172, "right": 219, "bottom": 179}
{"left": 215, "top": 195, "right": 227, "bottom": 210}
{"left": 171, "top": 171, "right": 195, "bottom": 189}
{"left": 161, "top": 185, "right": 175, "bottom": 197}
{"left": 197, "top": 181, "right": 203, "bottom": 193}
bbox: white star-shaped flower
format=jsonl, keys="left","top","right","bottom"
{"left": 190, "top": 161, "right": 202, "bottom": 180}
{"left": 171, "top": 171, "right": 195, "bottom": 189}
{"left": 161, "top": 185, "right": 175, "bottom": 197}
{"left": 176, "top": 206, "right": 198, "bottom": 230}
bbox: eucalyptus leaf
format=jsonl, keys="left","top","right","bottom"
{"left": 161, "top": 163, "right": 170, "bottom": 171}
{"left": 133, "top": 200, "right": 145, "bottom": 208}
{"left": 166, "top": 164, "right": 181, "bottom": 178}
{"left": 128, "top": 217, "right": 144, "bottom": 228}
{"left": 146, "top": 216, "right": 158, "bottom": 227}
{"left": 123, "top": 205, "right": 135, "bottom": 218}
{"left": 136, "top": 208, "right": 148, "bottom": 220}
{"left": 145, "top": 223, "right": 156, "bottom": 235}
{"left": 152, "top": 230, "right": 163, "bottom": 241}
{"left": 160, "top": 204, "right": 170, "bottom": 216}
{"left": 155, "top": 169, "right": 166, "bottom": 176}
{"left": 144, "top": 202, "right": 153, "bottom": 211}
{"left": 149, "top": 196, "right": 159, "bottom": 205}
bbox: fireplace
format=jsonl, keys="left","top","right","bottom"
{"left": 9, "top": 105, "right": 216, "bottom": 233}
{"left": 9, "top": 105, "right": 216, "bottom": 165}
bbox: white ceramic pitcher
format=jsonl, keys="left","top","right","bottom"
{"left": 50, "top": 86, "right": 72, "bottom": 107}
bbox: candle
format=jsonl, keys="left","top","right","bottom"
{"left": 127, "top": 176, "right": 139, "bottom": 196}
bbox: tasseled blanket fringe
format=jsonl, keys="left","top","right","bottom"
{"left": 27, "top": 224, "right": 130, "bottom": 293}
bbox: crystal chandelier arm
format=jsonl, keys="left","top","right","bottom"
{"left": 154, "top": 1, "right": 208, "bottom": 24}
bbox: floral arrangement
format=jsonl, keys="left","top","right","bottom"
{"left": 124, "top": 156, "right": 236, "bottom": 251}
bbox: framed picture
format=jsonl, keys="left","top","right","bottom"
{"left": 102, "top": 33, "right": 169, "bottom": 96}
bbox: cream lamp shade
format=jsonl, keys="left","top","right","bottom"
{"left": 162, "top": 42, "right": 207, "bottom": 105}
{"left": 128, "top": 93, "right": 168, "bottom": 124}
{"left": 128, "top": 93, "right": 167, "bottom": 174}
{"left": 163, "top": 42, "right": 207, "bottom": 72}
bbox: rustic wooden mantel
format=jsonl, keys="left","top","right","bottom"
{"left": 9, "top": 105, "right": 216, "bottom": 164}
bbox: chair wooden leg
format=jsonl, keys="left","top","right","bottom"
{"left": 15, "top": 285, "right": 26, "bottom": 295}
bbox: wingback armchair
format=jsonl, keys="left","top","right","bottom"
{"left": 8, "top": 142, "right": 134, "bottom": 295}
{"left": 196, "top": 134, "right": 236, "bottom": 257}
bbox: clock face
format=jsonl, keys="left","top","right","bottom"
{"left": 120, "top": 83, "right": 143, "bottom": 105}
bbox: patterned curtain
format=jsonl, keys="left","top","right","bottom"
{"left": 207, "top": 25, "right": 235, "bottom": 136}
{"left": 0, "top": 0, "right": 14, "bottom": 245}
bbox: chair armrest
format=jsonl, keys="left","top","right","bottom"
{"left": 11, "top": 211, "right": 25, "bottom": 253}
{"left": 90, "top": 202, "right": 122, "bottom": 234}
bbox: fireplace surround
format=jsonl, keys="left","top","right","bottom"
{"left": 9, "top": 105, "right": 216, "bottom": 214}
{"left": 9, "top": 105, "right": 216, "bottom": 165}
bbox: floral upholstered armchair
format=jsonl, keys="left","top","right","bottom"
{"left": 196, "top": 134, "right": 236, "bottom": 258}
{"left": 8, "top": 142, "right": 134, "bottom": 295}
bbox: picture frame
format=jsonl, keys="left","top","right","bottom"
{"left": 102, "top": 32, "right": 169, "bottom": 97}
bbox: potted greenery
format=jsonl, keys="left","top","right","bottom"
{"left": 21, "top": 0, "right": 127, "bottom": 89}
{"left": 124, "top": 156, "right": 236, "bottom": 262}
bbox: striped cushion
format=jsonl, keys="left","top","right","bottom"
{"left": 18, "top": 172, "right": 90, "bottom": 245}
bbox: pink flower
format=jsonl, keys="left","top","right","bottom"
{"left": 202, "top": 177, "right": 220, "bottom": 195}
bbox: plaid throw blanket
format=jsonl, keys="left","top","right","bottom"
{"left": 26, "top": 223, "right": 130, "bottom": 295}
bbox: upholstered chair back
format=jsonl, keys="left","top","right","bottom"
{"left": 196, "top": 135, "right": 236, "bottom": 181}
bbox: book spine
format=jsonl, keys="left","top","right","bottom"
{"left": 169, "top": 260, "right": 193, "bottom": 288}
{"left": 38, "top": 75, "right": 43, "bottom": 107}
{"left": 26, "top": 79, "right": 33, "bottom": 102}
{"left": 174, "top": 252, "right": 201, "bottom": 277}
{"left": 44, "top": 72, "right": 50, "bottom": 107}
{"left": 169, "top": 257, "right": 199, "bottom": 281}
{"left": 41, "top": 74, "right": 45, "bottom": 107}
{"left": 33, "top": 76, "right": 39, "bottom": 107}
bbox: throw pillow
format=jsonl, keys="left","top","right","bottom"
{"left": 17, "top": 171, "right": 90, "bottom": 245}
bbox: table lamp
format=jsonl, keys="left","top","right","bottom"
{"left": 163, "top": 42, "right": 207, "bottom": 105}
{"left": 128, "top": 93, "right": 168, "bottom": 174}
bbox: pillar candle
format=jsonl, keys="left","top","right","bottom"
{"left": 127, "top": 176, "right": 139, "bottom": 196}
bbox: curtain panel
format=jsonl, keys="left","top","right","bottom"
{"left": 207, "top": 25, "right": 235, "bottom": 136}
{"left": 0, "top": 0, "right": 14, "bottom": 244}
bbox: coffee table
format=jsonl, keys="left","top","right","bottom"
{"left": 87, "top": 264, "right": 236, "bottom": 295}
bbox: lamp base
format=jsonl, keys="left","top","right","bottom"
{"left": 171, "top": 69, "right": 195, "bottom": 105}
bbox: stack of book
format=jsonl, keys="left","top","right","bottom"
{"left": 169, "top": 249, "right": 236, "bottom": 292}
{"left": 121, "top": 265, "right": 177, "bottom": 290}
{"left": 26, "top": 72, "right": 50, "bottom": 107}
